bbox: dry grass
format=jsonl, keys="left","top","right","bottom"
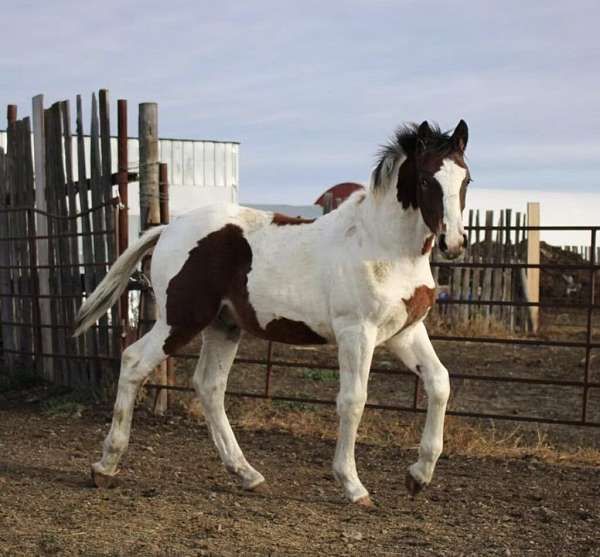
{"left": 426, "top": 312, "right": 516, "bottom": 338}
{"left": 184, "top": 398, "right": 600, "bottom": 467}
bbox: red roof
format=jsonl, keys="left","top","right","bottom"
{"left": 314, "top": 182, "right": 365, "bottom": 207}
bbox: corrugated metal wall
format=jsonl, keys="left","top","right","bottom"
{"left": 0, "top": 131, "right": 239, "bottom": 191}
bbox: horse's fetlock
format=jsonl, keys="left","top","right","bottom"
{"left": 107, "top": 431, "right": 128, "bottom": 453}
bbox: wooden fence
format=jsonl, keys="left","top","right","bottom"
{"left": 430, "top": 207, "right": 534, "bottom": 332}
{"left": 0, "top": 90, "right": 136, "bottom": 391}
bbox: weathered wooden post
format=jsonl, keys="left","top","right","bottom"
{"left": 117, "top": 99, "right": 129, "bottom": 346}
{"left": 32, "top": 94, "right": 54, "bottom": 381}
{"left": 138, "top": 103, "right": 168, "bottom": 414}
{"left": 159, "top": 162, "right": 176, "bottom": 406}
{"left": 526, "top": 202, "right": 540, "bottom": 333}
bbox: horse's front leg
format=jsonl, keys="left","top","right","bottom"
{"left": 332, "top": 322, "right": 377, "bottom": 506}
{"left": 386, "top": 322, "right": 450, "bottom": 496}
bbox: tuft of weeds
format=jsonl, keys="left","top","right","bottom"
{"left": 37, "top": 533, "right": 61, "bottom": 555}
{"left": 302, "top": 368, "right": 338, "bottom": 382}
{"left": 41, "top": 389, "right": 94, "bottom": 417}
{"left": 0, "top": 367, "right": 41, "bottom": 393}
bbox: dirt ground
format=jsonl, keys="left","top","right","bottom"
{"left": 1, "top": 388, "right": 600, "bottom": 557}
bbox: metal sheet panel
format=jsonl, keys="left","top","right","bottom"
{"left": 183, "top": 141, "right": 195, "bottom": 186}
{"left": 0, "top": 130, "right": 240, "bottom": 190}
{"left": 171, "top": 140, "right": 183, "bottom": 187}
{"left": 204, "top": 142, "right": 215, "bottom": 187}
{"left": 214, "top": 142, "right": 225, "bottom": 187}
{"left": 194, "top": 141, "right": 205, "bottom": 187}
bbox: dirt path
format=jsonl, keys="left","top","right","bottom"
{"left": 1, "top": 400, "right": 599, "bottom": 556}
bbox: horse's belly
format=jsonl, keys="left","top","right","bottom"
{"left": 242, "top": 251, "right": 332, "bottom": 344}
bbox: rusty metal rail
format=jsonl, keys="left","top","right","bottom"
{"left": 1, "top": 203, "right": 598, "bottom": 427}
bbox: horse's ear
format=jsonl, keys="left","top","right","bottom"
{"left": 416, "top": 121, "right": 430, "bottom": 153}
{"left": 452, "top": 119, "right": 469, "bottom": 152}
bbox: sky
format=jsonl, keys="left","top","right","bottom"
{"left": 1, "top": 0, "right": 598, "bottom": 207}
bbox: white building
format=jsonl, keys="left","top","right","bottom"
{"left": 0, "top": 131, "right": 240, "bottom": 239}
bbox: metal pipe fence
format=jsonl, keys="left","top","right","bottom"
{"left": 1, "top": 192, "right": 598, "bottom": 427}
{"left": 143, "top": 224, "right": 599, "bottom": 428}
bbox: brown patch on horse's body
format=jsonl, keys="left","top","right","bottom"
{"left": 271, "top": 213, "right": 315, "bottom": 226}
{"left": 163, "top": 224, "right": 325, "bottom": 353}
{"left": 401, "top": 285, "right": 436, "bottom": 331}
{"left": 262, "top": 317, "right": 327, "bottom": 345}
{"left": 421, "top": 235, "right": 435, "bottom": 255}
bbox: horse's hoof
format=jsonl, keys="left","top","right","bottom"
{"left": 90, "top": 466, "right": 117, "bottom": 489}
{"left": 246, "top": 480, "right": 268, "bottom": 495}
{"left": 405, "top": 470, "right": 425, "bottom": 497}
{"left": 355, "top": 495, "right": 375, "bottom": 509}
{"left": 242, "top": 474, "right": 266, "bottom": 492}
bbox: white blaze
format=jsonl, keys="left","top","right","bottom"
{"left": 433, "top": 158, "right": 466, "bottom": 250}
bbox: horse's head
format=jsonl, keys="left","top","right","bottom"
{"left": 372, "top": 120, "right": 471, "bottom": 259}
{"left": 413, "top": 119, "right": 470, "bottom": 259}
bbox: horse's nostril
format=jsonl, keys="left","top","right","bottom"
{"left": 439, "top": 234, "right": 448, "bottom": 252}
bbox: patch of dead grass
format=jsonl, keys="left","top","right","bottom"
{"left": 208, "top": 398, "right": 600, "bottom": 467}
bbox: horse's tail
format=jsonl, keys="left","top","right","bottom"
{"left": 73, "top": 225, "right": 166, "bottom": 337}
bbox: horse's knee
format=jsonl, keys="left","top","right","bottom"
{"left": 193, "top": 374, "right": 226, "bottom": 409}
{"left": 336, "top": 390, "right": 367, "bottom": 419}
{"left": 423, "top": 366, "right": 450, "bottom": 406}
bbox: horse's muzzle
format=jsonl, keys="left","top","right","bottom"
{"left": 439, "top": 233, "right": 467, "bottom": 260}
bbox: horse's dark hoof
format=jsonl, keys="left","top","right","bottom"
{"left": 355, "top": 495, "right": 376, "bottom": 509}
{"left": 405, "top": 470, "right": 425, "bottom": 497}
{"left": 90, "top": 465, "right": 118, "bottom": 488}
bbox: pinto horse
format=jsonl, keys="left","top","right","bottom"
{"left": 74, "top": 120, "right": 471, "bottom": 506}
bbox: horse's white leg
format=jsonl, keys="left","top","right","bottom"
{"left": 91, "top": 320, "right": 170, "bottom": 486}
{"left": 386, "top": 322, "right": 450, "bottom": 495}
{"left": 193, "top": 322, "right": 265, "bottom": 490}
{"left": 332, "top": 323, "right": 377, "bottom": 505}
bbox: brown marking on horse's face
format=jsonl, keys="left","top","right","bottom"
{"left": 401, "top": 285, "right": 436, "bottom": 330}
{"left": 421, "top": 235, "right": 435, "bottom": 255}
{"left": 356, "top": 192, "right": 366, "bottom": 204}
{"left": 271, "top": 213, "right": 315, "bottom": 226}
{"left": 387, "top": 121, "right": 470, "bottom": 236}
{"left": 163, "top": 223, "right": 325, "bottom": 353}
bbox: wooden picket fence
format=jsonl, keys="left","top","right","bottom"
{"left": 562, "top": 245, "right": 600, "bottom": 262}
{"left": 430, "top": 208, "right": 532, "bottom": 332}
{"left": 0, "top": 91, "right": 129, "bottom": 390}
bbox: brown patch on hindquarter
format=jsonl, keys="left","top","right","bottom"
{"left": 271, "top": 213, "right": 315, "bottom": 226}
{"left": 401, "top": 285, "right": 436, "bottom": 330}
{"left": 163, "top": 224, "right": 252, "bottom": 354}
{"left": 163, "top": 224, "right": 326, "bottom": 352}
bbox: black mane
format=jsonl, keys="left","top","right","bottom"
{"left": 373, "top": 123, "right": 454, "bottom": 189}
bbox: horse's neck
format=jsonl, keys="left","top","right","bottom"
{"left": 357, "top": 189, "right": 430, "bottom": 260}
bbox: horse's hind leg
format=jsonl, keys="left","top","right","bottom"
{"left": 91, "top": 320, "right": 170, "bottom": 487}
{"left": 193, "top": 321, "right": 265, "bottom": 490}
